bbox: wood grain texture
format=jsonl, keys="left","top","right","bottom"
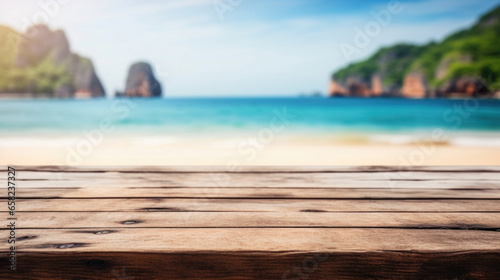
{"left": 8, "top": 212, "right": 500, "bottom": 229}
{"left": 1, "top": 166, "right": 499, "bottom": 279}
{"left": 9, "top": 179, "right": 499, "bottom": 189}
{"left": 4, "top": 167, "right": 500, "bottom": 190}
{"left": 1, "top": 252, "right": 499, "bottom": 280}
{"left": 13, "top": 187, "right": 500, "bottom": 199}
{"left": 3, "top": 228, "right": 500, "bottom": 252}
{"left": 8, "top": 198, "right": 500, "bottom": 212}
{"left": 10, "top": 165, "right": 500, "bottom": 172}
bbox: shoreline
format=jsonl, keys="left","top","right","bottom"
{"left": 1, "top": 95, "right": 500, "bottom": 100}
{"left": 3, "top": 131, "right": 500, "bottom": 147}
{"left": 2, "top": 137, "right": 500, "bottom": 165}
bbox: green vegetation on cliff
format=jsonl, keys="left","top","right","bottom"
{"left": 0, "top": 26, "right": 17, "bottom": 68}
{"left": 0, "top": 26, "right": 72, "bottom": 95}
{"left": 333, "top": 44, "right": 428, "bottom": 89}
{"left": 0, "top": 24, "right": 104, "bottom": 97}
{"left": 333, "top": 5, "right": 500, "bottom": 91}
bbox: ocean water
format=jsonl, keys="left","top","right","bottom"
{"left": 1, "top": 97, "right": 500, "bottom": 147}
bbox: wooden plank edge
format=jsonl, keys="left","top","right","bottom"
{"left": 0, "top": 251, "right": 499, "bottom": 279}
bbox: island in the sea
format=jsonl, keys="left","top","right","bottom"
{"left": 0, "top": 24, "right": 163, "bottom": 99}
{"left": 0, "top": 24, "right": 105, "bottom": 99}
{"left": 115, "top": 62, "right": 163, "bottom": 98}
{"left": 1, "top": 5, "right": 500, "bottom": 100}
{"left": 330, "top": 5, "right": 500, "bottom": 99}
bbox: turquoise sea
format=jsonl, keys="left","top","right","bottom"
{"left": 1, "top": 97, "right": 500, "bottom": 146}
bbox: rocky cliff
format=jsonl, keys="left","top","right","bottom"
{"left": 0, "top": 24, "right": 105, "bottom": 98}
{"left": 332, "top": 44, "right": 427, "bottom": 98}
{"left": 116, "top": 62, "right": 162, "bottom": 98}
{"left": 331, "top": 5, "right": 500, "bottom": 98}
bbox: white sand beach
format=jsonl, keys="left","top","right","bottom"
{"left": 2, "top": 136, "right": 500, "bottom": 166}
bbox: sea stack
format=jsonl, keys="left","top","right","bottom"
{"left": 120, "top": 62, "right": 162, "bottom": 98}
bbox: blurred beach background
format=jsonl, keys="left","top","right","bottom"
{"left": 1, "top": 0, "right": 500, "bottom": 165}
{"left": 1, "top": 97, "right": 500, "bottom": 165}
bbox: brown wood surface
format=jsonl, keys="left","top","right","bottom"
{"left": 6, "top": 212, "right": 500, "bottom": 228}
{"left": 1, "top": 166, "right": 500, "bottom": 279}
{"left": 3, "top": 228, "right": 500, "bottom": 252}
{"left": 3, "top": 252, "right": 499, "bottom": 280}
{"left": 9, "top": 198, "right": 500, "bottom": 212}
{"left": 12, "top": 186, "right": 500, "bottom": 199}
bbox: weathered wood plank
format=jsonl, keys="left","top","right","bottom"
{"left": 13, "top": 187, "right": 500, "bottom": 199}
{"left": 3, "top": 228, "right": 500, "bottom": 252}
{"left": 7, "top": 198, "right": 500, "bottom": 212}
{"left": 1, "top": 252, "right": 499, "bottom": 280}
{"left": 2, "top": 166, "right": 499, "bottom": 279}
{"left": 8, "top": 212, "right": 500, "bottom": 229}
{"left": 5, "top": 170, "right": 500, "bottom": 188}
{"left": 8, "top": 179, "right": 498, "bottom": 189}
{"left": 14, "top": 171, "right": 500, "bottom": 182}
{"left": 10, "top": 165, "right": 500, "bottom": 172}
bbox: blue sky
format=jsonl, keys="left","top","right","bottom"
{"left": 1, "top": 0, "right": 499, "bottom": 97}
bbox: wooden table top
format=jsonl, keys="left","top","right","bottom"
{"left": 2, "top": 166, "right": 500, "bottom": 279}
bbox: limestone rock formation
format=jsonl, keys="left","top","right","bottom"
{"left": 345, "top": 78, "right": 371, "bottom": 97}
{"left": 371, "top": 76, "right": 383, "bottom": 97}
{"left": 9, "top": 24, "right": 105, "bottom": 98}
{"left": 121, "top": 62, "right": 162, "bottom": 98}
{"left": 329, "top": 80, "right": 348, "bottom": 97}
{"left": 435, "top": 55, "right": 472, "bottom": 81}
{"left": 439, "top": 77, "right": 491, "bottom": 98}
{"left": 66, "top": 55, "right": 106, "bottom": 98}
{"left": 330, "top": 44, "right": 427, "bottom": 98}
{"left": 330, "top": 5, "right": 500, "bottom": 99}
{"left": 329, "top": 75, "right": 395, "bottom": 98}
{"left": 401, "top": 73, "right": 428, "bottom": 98}
{"left": 16, "top": 25, "right": 70, "bottom": 67}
